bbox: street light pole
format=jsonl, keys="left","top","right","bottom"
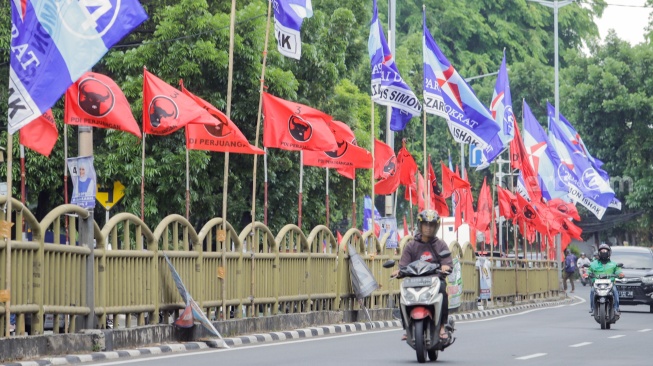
{"left": 527, "top": 0, "right": 573, "bottom": 287}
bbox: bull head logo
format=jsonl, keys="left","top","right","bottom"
{"left": 288, "top": 115, "right": 313, "bottom": 142}
{"left": 78, "top": 78, "right": 114, "bottom": 117}
{"left": 523, "top": 204, "right": 537, "bottom": 220}
{"left": 382, "top": 156, "right": 397, "bottom": 178}
{"left": 148, "top": 96, "right": 178, "bottom": 128}
{"left": 509, "top": 202, "right": 519, "bottom": 216}
{"left": 204, "top": 122, "right": 232, "bottom": 138}
{"left": 325, "top": 127, "right": 347, "bottom": 158}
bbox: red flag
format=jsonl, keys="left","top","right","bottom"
{"left": 497, "top": 186, "right": 514, "bottom": 219}
{"left": 337, "top": 231, "right": 343, "bottom": 244}
{"left": 428, "top": 157, "right": 449, "bottom": 216}
{"left": 143, "top": 69, "right": 220, "bottom": 135}
{"left": 397, "top": 143, "right": 418, "bottom": 187}
{"left": 20, "top": 110, "right": 58, "bottom": 157}
{"left": 335, "top": 167, "right": 355, "bottom": 179}
{"left": 441, "top": 161, "right": 470, "bottom": 198}
{"left": 181, "top": 83, "right": 264, "bottom": 155}
{"left": 415, "top": 171, "right": 427, "bottom": 212}
{"left": 547, "top": 198, "right": 580, "bottom": 221}
{"left": 262, "top": 92, "right": 337, "bottom": 152}
{"left": 65, "top": 72, "right": 141, "bottom": 138}
{"left": 303, "top": 120, "right": 372, "bottom": 169}
{"left": 374, "top": 140, "right": 401, "bottom": 195}
{"left": 403, "top": 215, "right": 409, "bottom": 236}
{"left": 476, "top": 178, "right": 492, "bottom": 231}
{"left": 509, "top": 119, "right": 542, "bottom": 201}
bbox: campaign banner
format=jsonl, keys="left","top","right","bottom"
{"left": 67, "top": 156, "right": 97, "bottom": 209}
{"left": 446, "top": 256, "right": 463, "bottom": 309}
{"left": 476, "top": 257, "right": 493, "bottom": 300}
{"left": 273, "top": 0, "right": 313, "bottom": 59}
{"left": 377, "top": 216, "right": 399, "bottom": 249}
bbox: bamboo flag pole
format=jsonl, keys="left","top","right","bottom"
{"left": 370, "top": 102, "right": 375, "bottom": 234}
{"left": 325, "top": 167, "right": 329, "bottom": 228}
{"left": 221, "top": 0, "right": 237, "bottom": 320}
{"left": 3, "top": 132, "right": 14, "bottom": 338}
{"left": 141, "top": 132, "right": 146, "bottom": 221}
{"left": 64, "top": 124, "right": 69, "bottom": 242}
{"left": 298, "top": 151, "right": 304, "bottom": 229}
{"left": 352, "top": 177, "right": 356, "bottom": 227}
{"left": 251, "top": 0, "right": 272, "bottom": 229}
{"left": 185, "top": 147, "right": 190, "bottom": 220}
{"left": 423, "top": 109, "right": 429, "bottom": 210}
{"left": 264, "top": 147, "right": 268, "bottom": 225}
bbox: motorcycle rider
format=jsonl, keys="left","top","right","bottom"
{"left": 588, "top": 243, "right": 624, "bottom": 315}
{"left": 392, "top": 209, "right": 452, "bottom": 342}
{"left": 577, "top": 253, "right": 591, "bottom": 284}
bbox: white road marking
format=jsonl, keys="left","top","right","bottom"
{"left": 516, "top": 353, "right": 547, "bottom": 360}
{"left": 638, "top": 329, "right": 651, "bottom": 332}
{"left": 569, "top": 342, "right": 592, "bottom": 348}
{"left": 608, "top": 335, "right": 626, "bottom": 339}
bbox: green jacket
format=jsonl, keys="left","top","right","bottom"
{"left": 588, "top": 260, "right": 622, "bottom": 283}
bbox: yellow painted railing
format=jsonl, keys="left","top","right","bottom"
{"left": 0, "top": 198, "right": 561, "bottom": 336}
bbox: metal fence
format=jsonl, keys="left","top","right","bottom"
{"left": 0, "top": 197, "right": 560, "bottom": 336}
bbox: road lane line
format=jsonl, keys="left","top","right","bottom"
{"left": 515, "top": 353, "right": 547, "bottom": 360}
{"left": 608, "top": 335, "right": 625, "bottom": 339}
{"left": 569, "top": 342, "right": 592, "bottom": 348}
{"left": 638, "top": 329, "right": 651, "bottom": 332}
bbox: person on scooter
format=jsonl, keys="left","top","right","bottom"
{"left": 588, "top": 243, "right": 624, "bottom": 315}
{"left": 393, "top": 209, "right": 452, "bottom": 342}
{"left": 577, "top": 253, "right": 591, "bottom": 285}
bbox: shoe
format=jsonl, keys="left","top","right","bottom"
{"left": 401, "top": 334, "right": 407, "bottom": 341}
{"left": 615, "top": 309, "right": 621, "bottom": 316}
{"left": 589, "top": 309, "right": 593, "bottom": 313}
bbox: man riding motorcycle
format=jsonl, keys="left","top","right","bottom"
{"left": 577, "top": 253, "right": 591, "bottom": 285}
{"left": 393, "top": 209, "right": 452, "bottom": 342}
{"left": 588, "top": 243, "right": 624, "bottom": 315}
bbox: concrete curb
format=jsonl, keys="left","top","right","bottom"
{"left": 1, "top": 298, "right": 574, "bottom": 366}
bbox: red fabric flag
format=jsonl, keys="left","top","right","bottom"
{"left": 415, "top": 171, "right": 427, "bottom": 212}
{"left": 509, "top": 119, "right": 542, "bottom": 201}
{"left": 181, "top": 84, "right": 264, "bottom": 155}
{"left": 337, "top": 231, "right": 343, "bottom": 244}
{"left": 335, "top": 167, "right": 355, "bottom": 179}
{"left": 403, "top": 215, "right": 409, "bottom": 236}
{"left": 374, "top": 139, "right": 401, "bottom": 195}
{"left": 497, "top": 186, "right": 515, "bottom": 219}
{"left": 262, "top": 92, "right": 337, "bottom": 151}
{"left": 143, "top": 69, "right": 220, "bottom": 135}
{"left": 475, "top": 178, "right": 492, "bottom": 231}
{"left": 441, "top": 161, "right": 470, "bottom": 199}
{"left": 65, "top": 72, "right": 141, "bottom": 138}
{"left": 547, "top": 198, "right": 580, "bottom": 221}
{"left": 397, "top": 143, "right": 417, "bottom": 187}
{"left": 428, "top": 157, "right": 449, "bottom": 216}
{"left": 303, "top": 120, "right": 372, "bottom": 169}
{"left": 20, "top": 110, "right": 58, "bottom": 157}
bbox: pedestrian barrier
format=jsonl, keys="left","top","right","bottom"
{"left": 0, "top": 197, "right": 560, "bottom": 336}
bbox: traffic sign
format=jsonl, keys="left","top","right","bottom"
{"left": 96, "top": 181, "right": 125, "bottom": 210}
{"left": 469, "top": 143, "right": 484, "bottom": 167}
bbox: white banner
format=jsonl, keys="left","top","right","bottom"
{"left": 446, "top": 256, "right": 463, "bottom": 309}
{"left": 476, "top": 257, "right": 492, "bottom": 300}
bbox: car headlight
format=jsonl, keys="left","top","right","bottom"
{"left": 641, "top": 276, "right": 653, "bottom": 285}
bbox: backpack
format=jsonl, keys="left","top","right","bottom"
{"left": 565, "top": 255, "right": 577, "bottom": 273}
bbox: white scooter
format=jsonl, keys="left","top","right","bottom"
{"left": 384, "top": 258, "right": 456, "bottom": 363}
{"left": 585, "top": 263, "right": 623, "bottom": 330}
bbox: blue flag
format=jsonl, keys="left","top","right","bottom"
{"left": 547, "top": 104, "right": 615, "bottom": 219}
{"left": 369, "top": 0, "right": 420, "bottom": 131}
{"left": 422, "top": 10, "right": 500, "bottom": 149}
{"left": 479, "top": 51, "right": 515, "bottom": 168}
{"left": 520, "top": 100, "right": 568, "bottom": 201}
{"left": 273, "top": 0, "right": 313, "bottom": 60}
{"left": 8, "top": 0, "right": 148, "bottom": 134}
{"left": 363, "top": 195, "right": 381, "bottom": 232}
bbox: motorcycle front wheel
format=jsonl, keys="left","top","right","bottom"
{"left": 599, "top": 304, "right": 607, "bottom": 330}
{"left": 414, "top": 320, "right": 427, "bottom": 363}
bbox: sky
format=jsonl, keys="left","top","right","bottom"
{"left": 595, "top": 0, "right": 652, "bottom": 44}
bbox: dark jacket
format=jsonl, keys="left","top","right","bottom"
{"left": 399, "top": 233, "right": 453, "bottom": 268}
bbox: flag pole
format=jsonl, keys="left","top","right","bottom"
{"left": 264, "top": 147, "right": 268, "bottom": 225}
{"left": 325, "top": 167, "right": 329, "bottom": 228}
{"left": 423, "top": 110, "right": 429, "bottom": 210}
{"left": 185, "top": 146, "right": 190, "bottom": 219}
{"left": 141, "top": 132, "right": 146, "bottom": 221}
{"left": 251, "top": 0, "right": 272, "bottom": 229}
{"left": 298, "top": 151, "right": 303, "bottom": 229}
{"left": 4, "top": 132, "right": 13, "bottom": 337}
{"left": 370, "top": 102, "right": 375, "bottom": 234}
{"left": 221, "top": 0, "right": 237, "bottom": 320}
{"left": 20, "top": 145, "right": 25, "bottom": 225}
{"left": 64, "top": 124, "right": 69, "bottom": 242}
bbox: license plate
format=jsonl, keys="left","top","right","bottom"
{"left": 403, "top": 277, "right": 432, "bottom": 287}
{"left": 619, "top": 291, "right": 634, "bottom": 298}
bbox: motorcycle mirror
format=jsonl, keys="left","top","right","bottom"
{"left": 617, "top": 263, "right": 624, "bottom": 268}
{"left": 382, "top": 259, "right": 396, "bottom": 268}
{"left": 439, "top": 249, "right": 452, "bottom": 258}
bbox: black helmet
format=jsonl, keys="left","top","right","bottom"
{"left": 417, "top": 209, "right": 441, "bottom": 233}
{"left": 592, "top": 251, "right": 599, "bottom": 259}
{"left": 598, "top": 243, "right": 611, "bottom": 262}
{"left": 581, "top": 252, "right": 585, "bottom": 257}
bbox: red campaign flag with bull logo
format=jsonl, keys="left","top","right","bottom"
{"left": 374, "top": 139, "right": 401, "bottom": 195}
{"left": 143, "top": 69, "right": 219, "bottom": 136}
{"left": 303, "top": 120, "right": 373, "bottom": 169}
{"left": 181, "top": 83, "right": 263, "bottom": 155}
{"left": 262, "top": 92, "right": 337, "bottom": 152}
{"left": 19, "top": 109, "right": 58, "bottom": 157}
{"left": 441, "top": 161, "right": 470, "bottom": 199}
{"left": 397, "top": 143, "right": 417, "bottom": 187}
{"left": 428, "top": 156, "right": 449, "bottom": 216}
{"left": 65, "top": 72, "right": 141, "bottom": 138}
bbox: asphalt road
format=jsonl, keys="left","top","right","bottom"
{"left": 86, "top": 284, "right": 652, "bottom": 366}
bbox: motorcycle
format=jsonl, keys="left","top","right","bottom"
{"left": 585, "top": 263, "right": 623, "bottom": 330}
{"left": 579, "top": 266, "right": 589, "bottom": 286}
{"left": 384, "top": 258, "right": 456, "bottom": 363}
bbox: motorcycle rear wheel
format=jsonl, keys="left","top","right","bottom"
{"left": 414, "top": 320, "right": 427, "bottom": 363}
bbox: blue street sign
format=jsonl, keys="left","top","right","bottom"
{"left": 469, "top": 143, "right": 484, "bottom": 167}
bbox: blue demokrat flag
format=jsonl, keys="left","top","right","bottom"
{"left": 546, "top": 103, "right": 621, "bottom": 210}
{"left": 478, "top": 50, "right": 516, "bottom": 169}
{"left": 422, "top": 10, "right": 500, "bottom": 150}
{"left": 273, "top": 0, "right": 313, "bottom": 60}
{"left": 519, "top": 100, "right": 568, "bottom": 201}
{"left": 548, "top": 106, "right": 615, "bottom": 219}
{"left": 8, "top": 0, "right": 148, "bottom": 134}
{"left": 369, "top": 0, "right": 421, "bottom": 131}
{"left": 363, "top": 195, "right": 381, "bottom": 232}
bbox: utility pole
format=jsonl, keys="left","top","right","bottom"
{"left": 78, "top": 125, "right": 95, "bottom": 329}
